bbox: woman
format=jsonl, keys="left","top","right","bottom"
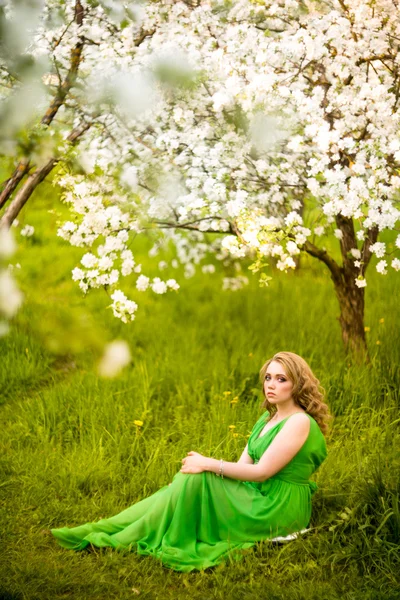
{"left": 51, "top": 351, "right": 330, "bottom": 572}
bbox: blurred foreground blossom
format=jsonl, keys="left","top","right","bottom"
{"left": 0, "top": 228, "right": 17, "bottom": 258}
{"left": 0, "top": 270, "right": 24, "bottom": 319}
{"left": 0, "top": 228, "right": 23, "bottom": 335}
{"left": 98, "top": 340, "right": 131, "bottom": 378}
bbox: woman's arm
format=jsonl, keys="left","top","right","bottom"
{"left": 181, "top": 414, "right": 310, "bottom": 483}
{"left": 237, "top": 443, "right": 254, "bottom": 465}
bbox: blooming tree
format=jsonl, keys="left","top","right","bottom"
{"left": 1, "top": 0, "right": 400, "bottom": 359}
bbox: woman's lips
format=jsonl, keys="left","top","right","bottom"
{"left": 267, "top": 392, "right": 276, "bottom": 396}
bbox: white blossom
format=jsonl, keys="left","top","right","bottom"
{"left": 166, "top": 278, "right": 180, "bottom": 291}
{"left": 136, "top": 275, "right": 150, "bottom": 291}
{"left": 201, "top": 264, "right": 216, "bottom": 274}
{"left": 286, "top": 241, "right": 300, "bottom": 256}
{"left": 392, "top": 258, "right": 400, "bottom": 271}
{"left": 0, "top": 228, "right": 16, "bottom": 258}
{"left": 222, "top": 276, "right": 249, "bottom": 291}
{"left": 81, "top": 253, "right": 98, "bottom": 268}
{"left": 151, "top": 277, "right": 167, "bottom": 294}
{"left": 376, "top": 260, "right": 387, "bottom": 275}
{"left": 0, "top": 270, "right": 23, "bottom": 317}
{"left": 285, "top": 212, "right": 303, "bottom": 227}
{"left": 370, "top": 242, "right": 386, "bottom": 258}
{"left": 20, "top": 225, "right": 34, "bottom": 237}
{"left": 355, "top": 277, "right": 367, "bottom": 288}
{"left": 72, "top": 267, "right": 85, "bottom": 281}
{"left": 110, "top": 290, "right": 138, "bottom": 323}
{"left": 184, "top": 263, "right": 196, "bottom": 278}
{"left": 98, "top": 340, "right": 131, "bottom": 378}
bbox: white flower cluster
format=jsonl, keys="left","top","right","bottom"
{"left": 110, "top": 290, "right": 138, "bottom": 323}
{"left": 20, "top": 225, "right": 34, "bottom": 237}
{"left": 135, "top": 275, "right": 179, "bottom": 294}
{"left": 56, "top": 174, "right": 180, "bottom": 321}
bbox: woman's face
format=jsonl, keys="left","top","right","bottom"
{"left": 264, "top": 360, "right": 294, "bottom": 406}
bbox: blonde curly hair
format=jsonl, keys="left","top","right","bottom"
{"left": 259, "top": 351, "right": 332, "bottom": 435}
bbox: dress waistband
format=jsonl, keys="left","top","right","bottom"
{"left": 271, "top": 476, "right": 318, "bottom": 494}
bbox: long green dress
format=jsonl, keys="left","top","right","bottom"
{"left": 51, "top": 411, "right": 327, "bottom": 572}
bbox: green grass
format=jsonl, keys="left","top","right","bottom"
{"left": 0, "top": 188, "right": 399, "bottom": 600}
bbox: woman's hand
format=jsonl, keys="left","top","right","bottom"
{"left": 180, "top": 451, "right": 208, "bottom": 474}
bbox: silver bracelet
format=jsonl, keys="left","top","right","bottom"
{"left": 214, "top": 458, "right": 224, "bottom": 478}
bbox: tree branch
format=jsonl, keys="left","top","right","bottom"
{"left": 360, "top": 226, "right": 379, "bottom": 271}
{"left": 0, "top": 0, "right": 85, "bottom": 210}
{"left": 0, "top": 121, "right": 91, "bottom": 229}
{"left": 0, "top": 159, "right": 31, "bottom": 210}
{"left": 303, "top": 240, "right": 342, "bottom": 285}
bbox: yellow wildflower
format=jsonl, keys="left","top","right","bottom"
{"left": 230, "top": 397, "right": 239, "bottom": 404}
{"left": 233, "top": 433, "right": 239, "bottom": 438}
{"left": 223, "top": 391, "right": 232, "bottom": 396}
{"left": 134, "top": 420, "right": 143, "bottom": 427}
{"left": 376, "top": 340, "right": 381, "bottom": 345}
{"left": 228, "top": 425, "right": 236, "bottom": 430}
{"left": 364, "top": 326, "right": 370, "bottom": 332}
{"left": 248, "top": 353, "right": 253, "bottom": 358}
{"left": 379, "top": 318, "right": 384, "bottom": 324}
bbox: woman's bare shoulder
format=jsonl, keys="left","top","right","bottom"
{"left": 282, "top": 412, "right": 311, "bottom": 430}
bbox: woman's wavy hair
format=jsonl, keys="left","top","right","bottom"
{"left": 259, "top": 351, "right": 332, "bottom": 435}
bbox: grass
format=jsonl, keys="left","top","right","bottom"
{"left": 0, "top": 186, "right": 399, "bottom": 599}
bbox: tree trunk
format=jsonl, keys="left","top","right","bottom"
{"left": 332, "top": 273, "right": 367, "bottom": 361}
{"left": 303, "top": 214, "right": 380, "bottom": 362}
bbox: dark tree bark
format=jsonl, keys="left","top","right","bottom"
{"left": 304, "top": 218, "right": 379, "bottom": 362}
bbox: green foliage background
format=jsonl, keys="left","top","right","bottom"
{"left": 0, "top": 183, "right": 399, "bottom": 599}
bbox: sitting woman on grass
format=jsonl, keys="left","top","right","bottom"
{"left": 51, "top": 351, "right": 331, "bottom": 572}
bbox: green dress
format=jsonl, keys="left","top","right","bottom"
{"left": 51, "top": 411, "right": 327, "bottom": 572}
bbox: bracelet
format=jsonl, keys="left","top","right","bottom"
{"left": 217, "top": 458, "right": 224, "bottom": 479}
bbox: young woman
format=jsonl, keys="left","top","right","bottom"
{"left": 51, "top": 351, "right": 330, "bottom": 572}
